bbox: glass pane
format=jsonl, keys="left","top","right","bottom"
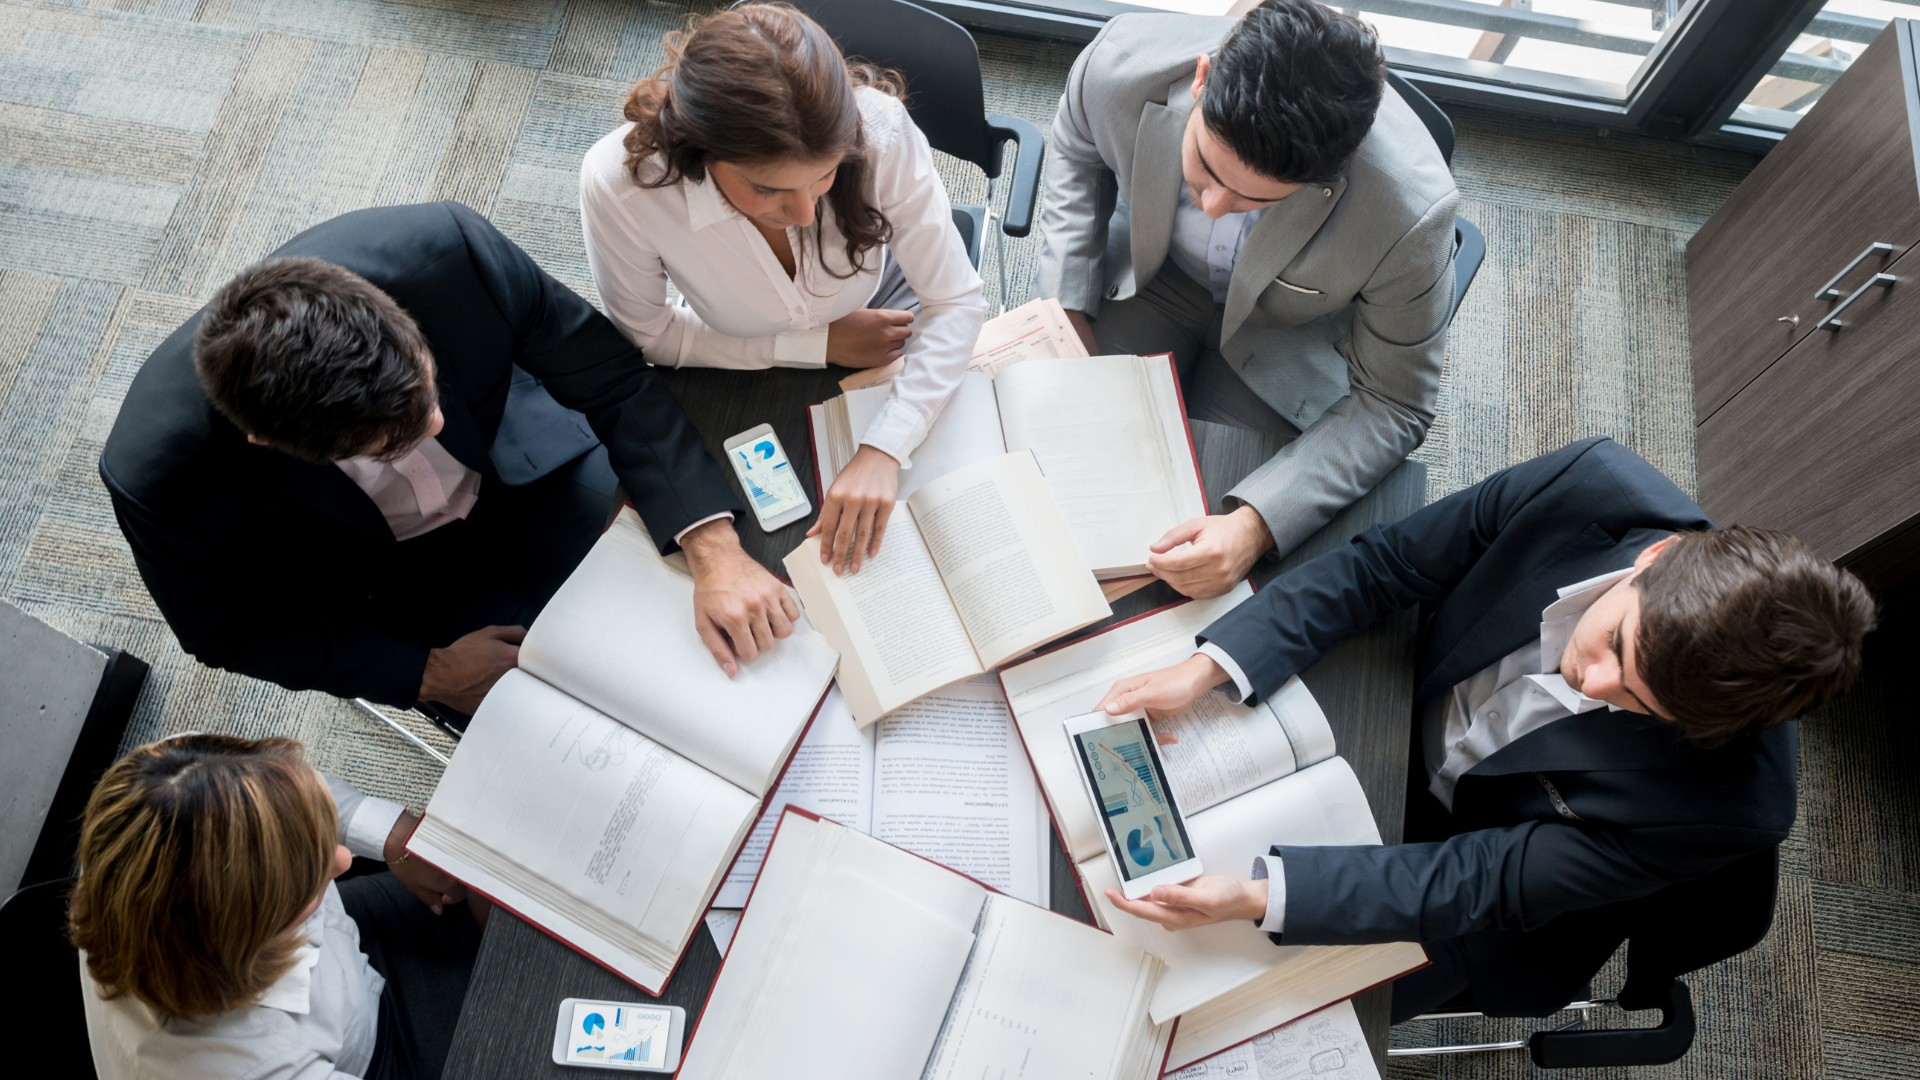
{"left": 1093, "top": 0, "right": 1701, "bottom": 102}
{"left": 1733, "top": 1, "right": 1920, "bottom": 131}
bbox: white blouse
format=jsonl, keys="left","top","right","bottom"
{"left": 580, "top": 88, "right": 986, "bottom": 467}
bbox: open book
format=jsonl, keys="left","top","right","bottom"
{"left": 998, "top": 587, "right": 1428, "bottom": 1072}
{"left": 713, "top": 676, "right": 1050, "bottom": 911}
{"left": 407, "top": 509, "right": 840, "bottom": 993}
{"left": 679, "top": 809, "right": 1173, "bottom": 1080}
{"left": 837, "top": 296, "right": 1088, "bottom": 393}
{"left": 784, "top": 451, "right": 1110, "bottom": 726}
{"left": 810, "top": 352, "right": 1207, "bottom": 580}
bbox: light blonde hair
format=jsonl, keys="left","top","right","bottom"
{"left": 68, "top": 734, "right": 338, "bottom": 1019}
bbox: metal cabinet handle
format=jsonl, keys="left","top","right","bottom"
{"left": 1816, "top": 242, "right": 1895, "bottom": 299}
{"left": 1815, "top": 273, "right": 1896, "bottom": 330}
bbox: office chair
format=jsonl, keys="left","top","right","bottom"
{"left": 733, "top": 0, "right": 1046, "bottom": 311}
{"left": 0, "top": 878, "right": 98, "bottom": 1079}
{"left": 1384, "top": 70, "right": 1485, "bottom": 325}
{"left": 1392, "top": 846, "right": 1780, "bottom": 1067}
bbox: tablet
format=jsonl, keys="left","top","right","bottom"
{"left": 550, "top": 998, "right": 685, "bottom": 1072}
{"left": 1064, "top": 709, "right": 1203, "bottom": 899}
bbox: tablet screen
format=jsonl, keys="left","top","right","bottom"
{"left": 564, "top": 1002, "right": 672, "bottom": 1069}
{"left": 1072, "top": 718, "right": 1196, "bottom": 882}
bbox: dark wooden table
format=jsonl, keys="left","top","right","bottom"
{"left": 441, "top": 366, "right": 1425, "bottom": 1077}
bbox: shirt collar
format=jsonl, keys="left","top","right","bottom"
{"left": 684, "top": 171, "right": 745, "bottom": 232}
{"left": 254, "top": 908, "right": 325, "bottom": 1015}
{"left": 1532, "top": 566, "right": 1636, "bottom": 714}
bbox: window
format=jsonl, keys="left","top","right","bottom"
{"left": 1732, "top": 1, "right": 1920, "bottom": 130}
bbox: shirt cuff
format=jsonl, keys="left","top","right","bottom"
{"left": 344, "top": 795, "right": 407, "bottom": 862}
{"left": 855, "top": 398, "right": 929, "bottom": 471}
{"left": 772, "top": 328, "right": 829, "bottom": 368}
{"left": 1196, "top": 642, "right": 1254, "bottom": 704}
{"left": 1250, "top": 854, "right": 1285, "bottom": 932}
{"left": 674, "top": 511, "right": 735, "bottom": 546}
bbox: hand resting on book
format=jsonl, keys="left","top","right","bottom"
{"left": 809, "top": 444, "right": 900, "bottom": 575}
{"left": 1145, "top": 506, "right": 1275, "bottom": 599}
{"left": 1104, "top": 875, "right": 1269, "bottom": 932}
{"left": 1098, "top": 652, "right": 1229, "bottom": 720}
{"left": 680, "top": 517, "right": 803, "bottom": 677}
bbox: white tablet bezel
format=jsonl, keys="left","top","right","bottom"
{"left": 1063, "top": 708, "right": 1204, "bottom": 900}
{"left": 549, "top": 998, "right": 685, "bottom": 1072}
{"left": 723, "top": 423, "right": 813, "bottom": 532}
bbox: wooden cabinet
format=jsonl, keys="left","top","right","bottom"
{"left": 1689, "top": 19, "right": 1920, "bottom": 596}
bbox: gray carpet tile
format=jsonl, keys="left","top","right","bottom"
{"left": 3, "top": 3, "right": 1916, "bottom": 1076}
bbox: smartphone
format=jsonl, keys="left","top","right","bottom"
{"left": 723, "top": 424, "right": 812, "bottom": 532}
{"left": 1064, "top": 709, "right": 1204, "bottom": 900}
{"left": 550, "top": 999, "right": 685, "bottom": 1072}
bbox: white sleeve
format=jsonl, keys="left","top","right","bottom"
{"left": 581, "top": 164, "right": 818, "bottom": 371}
{"left": 322, "top": 775, "right": 406, "bottom": 862}
{"left": 853, "top": 100, "right": 987, "bottom": 467}
{"left": 1195, "top": 642, "right": 1254, "bottom": 703}
{"left": 1250, "top": 854, "right": 1286, "bottom": 932}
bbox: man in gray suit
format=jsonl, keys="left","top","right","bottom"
{"left": 1034, "top": 0, "right": 1458, "bottom": 596}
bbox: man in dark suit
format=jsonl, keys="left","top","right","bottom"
{"left": 1091, "top": 437, "right": 1876, "bottom": 1018}
{"left": 102, "top": 202, "right": 799, "bottom": 720}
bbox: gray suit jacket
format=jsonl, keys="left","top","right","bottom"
{"left": 1035, "top": 14, "right": 1459, "bottom": 556}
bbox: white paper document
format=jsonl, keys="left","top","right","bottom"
{"left": 1165, "top": 1000, "right": 1379, "bottom": 1080}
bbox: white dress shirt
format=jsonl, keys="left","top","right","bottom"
{"left": 1165, "top": 186, "right": 1267, "bottom": 304}
{"left": 580, "top": 88, "right": 987, "bottom": 468}
{"left": 82, "top": 776, "right": 405, "bottom": 1080}
{"left": 1200, "top": 567, "right": 1633, "bottom": 933}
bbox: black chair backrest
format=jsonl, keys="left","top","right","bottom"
{"left": 0, "top": 879, "right": 95, "bottom": 1077}
{"left": 737, "top": 0, "right": 999, "bottom": 175}
{"left": 1619, "top": 846, "right": 1779, "bottom": 1006}
{"left": 1385, "top": 69, "right": 1454, "bottom": 168}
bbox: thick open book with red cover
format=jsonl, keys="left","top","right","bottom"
{"left": 679, "top": 807, "right": 1179, "bottom": 1080}
{"left": 406, "top": 508, "right": 841, "bottom": 994}
{"left": 997, "top": 590, "right": 1428, "bottom": 1072}
{"left": 807, "top": 350, "right": 1206, "bottom": 584}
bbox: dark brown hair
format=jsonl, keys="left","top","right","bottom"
{"left": 621, "top": 3, "right": 901, "bottom": 279}
{"left": 1204, "top": 0, "right": 1385, "bottom": 184}
{"left": 69, "top": 735, "right": 339, "bottom": 1020}
{"left": 1635, "top": 526, "right": 1877, "bottom": 744}
{"left": 194, "top": 256, "right": 439, "bottom": 464}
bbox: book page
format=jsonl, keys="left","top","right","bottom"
{"left": 1152, "top": 676, "right": 1337, "bottom": 814}
{"left": 838, "top": 297, "right": 1088, "bottom": 392}
{"left": 719, "top": 868, "right": 980, "bottom": 1080}
{"left": 828, "top": 374, "right": 1006, "bottom": 498}
{"left": 518, "top": 508, "right": 840, "bottom": 797}
{"left": 714, "top": 685, "right": 875, "bottom": 907}
{"left": 923, "top": 895, "right": 1165, "bottom": 1080}
{"left": 416, "top": 670, "right": 759, "bottom": 961}
{"left": 905, "top": 451, "right": 1111, "bottom": 669}
{"left": 1167, "top": 999, "right": 1380, "bottom": 1080}
{"left": 1082, "top": 758, "right": 1384, "bottom": 1023}
{"left": 997, "top": 587, "right": 1258, "bottom": 863}
{"left": 871, "top": 676, "right": 1047, "bottom": 907}
{"left": 994, "top": 356, "right": 1186, "bottom": 576}
{"left": 785, "top": 513, "right": 983, "bottom": 726}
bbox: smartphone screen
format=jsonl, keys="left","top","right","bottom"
{"left": 563, "top": 1001, "right": 674, "bottom": 1069}
{"left": 728, "top": 432, "right": 808, "bottom": 524}
{"left": 1072, "top": 718, "right": 1196, "bottom": 881}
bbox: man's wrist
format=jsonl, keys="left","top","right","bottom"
{"left": 1231, "top": 504, "right": 1275, "bottom": 553}
{"left": 1241, "top": 876, "right": 1270, "bottom": 922}
{"left": 1183, "top": 652, "right": 1227, "bottom": 693}
{"left": 679, "top": 516, "right": 741, "bottom": 566}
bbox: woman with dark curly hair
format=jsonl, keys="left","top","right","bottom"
{"left": 582, "top": 2, "right": 986, "bottom": 578}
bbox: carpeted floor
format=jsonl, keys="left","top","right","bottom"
{"left": 2, "top": 2, "right": 1914, "bottom": 1077}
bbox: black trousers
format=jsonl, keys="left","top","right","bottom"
{"left": 339, "top": 873, "right": 484, "bottom": 1080}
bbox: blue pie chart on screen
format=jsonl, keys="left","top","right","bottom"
{"left": 1126, "top": 828, "right": 1154, "bottom": 867}
{"left": 582, "top": 1013, "right": 605, "bottom": 1036}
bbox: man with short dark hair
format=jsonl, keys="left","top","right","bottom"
{"left": 1089, "top": 437, "right": 1876, "bottom": 1019}
{"left": 1034, "top": 0, "right": 1458, "bottom": 594}
{"left": 102, "top": 202, "right": 800, "bottom": 721}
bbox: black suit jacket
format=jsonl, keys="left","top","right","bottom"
{"left": 100, "top": 203, "right": 741, "bottom": 706}
{"left": 1198, "top": 438, "right": 1797, "bottom": 1014}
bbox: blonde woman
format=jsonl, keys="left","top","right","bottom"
{"left": 582, "top": 3, "right": 986, "bottom": 575}
{"left": 71, "top": 734, "right": 481, "bottom": 1080}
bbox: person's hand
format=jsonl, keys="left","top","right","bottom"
{"left": 807, "top": 445, "right": 899, "bottom": 575}
{"left": 681, "top": 518, "right": 800, "bottom": 677}
{"left": 384, "top": 810, "right": 467, "bottom": 915}
{"left": 1097, "top": 653, "right": 1224, "bottom": 721}
{"left": 1145, "top": 506, "right": 1275, "bottom": 599}
{"left": 419, "top": 625, "right": 525, "bottom": 714}
{"left": 1063, "top": 308, "right": 1099, "bottom": 353}
{"left": 1104, "top": 875, "right": 1267, "bottom": 931}
{"left": 826, "top": 308, "right": 914, "bottom": 369}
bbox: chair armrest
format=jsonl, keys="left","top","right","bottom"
{"left": 984, "top": 114, "right": 1045, "bottom": 238}
{"left": 1528, "top": 981, "right": 1695, "bottom": 1069}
